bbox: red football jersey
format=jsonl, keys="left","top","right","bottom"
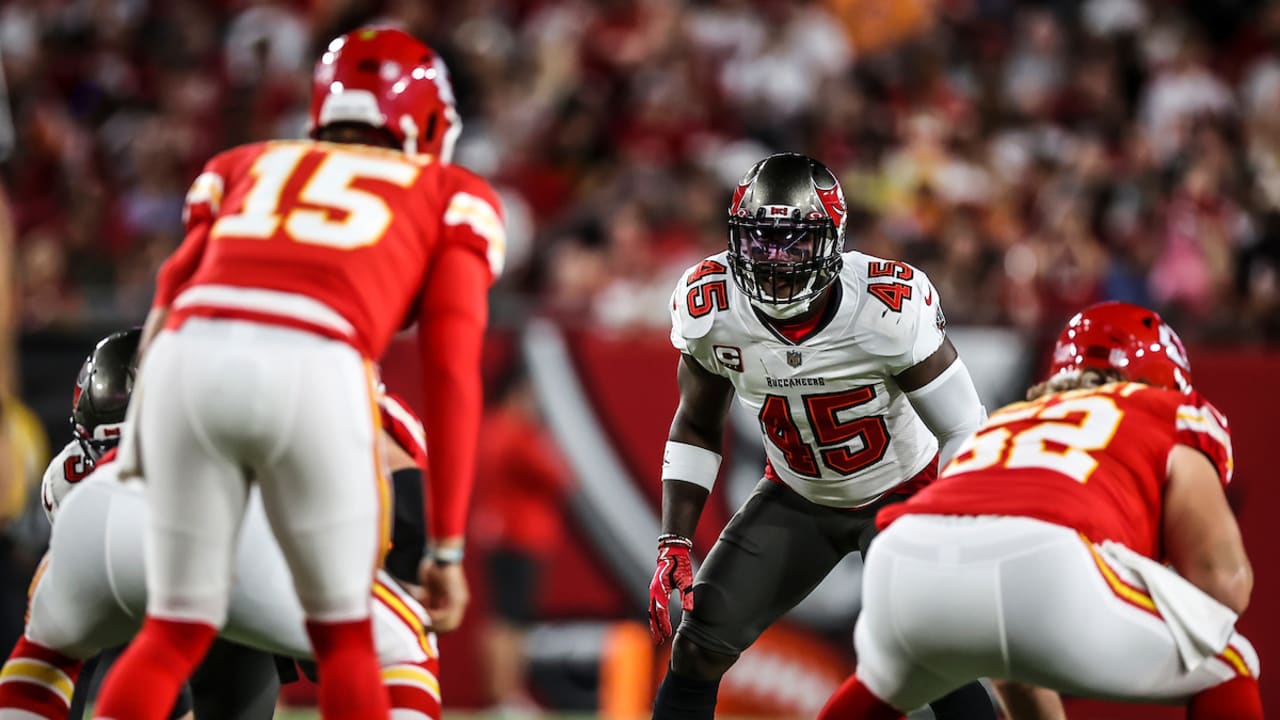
{"left": 379, "top": 392, "right": 427, "bottom": 472}
{"left": 877, "top": 382, "right": 1233, "bottom": 560}
{"left": 153, "top": 139, "right": 505, "bottom": 540}
{"left": 156, "top": 139, "right": 504, "bottom": 357}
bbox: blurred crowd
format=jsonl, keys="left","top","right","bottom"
{"left": 3, "top": 0, "right": 1280, "bottom": 342}
{"left": 0, "top": 0, "right": 1277, "bottom": 704}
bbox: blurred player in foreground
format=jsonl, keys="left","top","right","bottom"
{"left": 18, "top": 329, "right": 201, "bottom": 720}
{"left": 648, "top": 153, "right": 995, "bottom": 719}
{"left": 30, "top": 328, "right": 203, "bottom": 719}
{"left": 0, "top": 330, "right": 441, "bottom": 719}
{"left": 819, "top": 302, "right": 1260, "bottom": 720}
{"left": 93, "top": 26, "right": 504, "bottom": 720}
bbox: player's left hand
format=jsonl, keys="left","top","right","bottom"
{"left": 416, "top": 560, "right": 470, "bottom": 632}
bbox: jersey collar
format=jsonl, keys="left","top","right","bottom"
{"left": 752, "top": 282, "right": 843, "bottom": 346}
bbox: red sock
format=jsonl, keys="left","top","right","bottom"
{"left": 1189, "top": 676, "right": 1263, "bottom": 720}
{"left": 0, "top": 636, "right": 83, "bottom": 719}
{"left": 92, "top": 616, "right": 216, "bottom": 720}
{"left": 384, "top": 658, "right": 441, "bottom": 720}
{"left": 307, "top": 618, "right": 391, "bottom": 720}
{"left": 818, "top": 673, "right": 904, "bottom": 720}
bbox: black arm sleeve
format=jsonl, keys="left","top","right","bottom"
{"left": 386, "top": 467, "right": 426, "bottom": 583}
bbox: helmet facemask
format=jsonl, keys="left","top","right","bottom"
{"left": 72, "top": 422, "right": 123, "bottom": 463}
{"left": 727, "top": 210, "right": 842, "bottom": 312}
{"left": 725, "top": 153, "right": 847, "bottom": 319}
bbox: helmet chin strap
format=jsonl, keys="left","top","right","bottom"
{"left": 750, "top": 294, "right": 816, "bottom": 320}
{"left": 1173, "top": 367, "right": 1192, "bottom": 394}
{"left": 749, "top": 267, "right": 824, "bottom": 319}
{"left": 399, "top": 115, "right": 419, "bottom": 155}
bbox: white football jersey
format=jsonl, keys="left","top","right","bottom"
{"left": 39, "top": 390, "right": 423, "bottom": 527}
{"left": 40, "top": 440, "right": 95, "bottom": 524}
{"left": 31, "top": 457, "right": 437, "bottom": 668}
{"left": 670, "top": 250, "right": 947, "bottom": 507}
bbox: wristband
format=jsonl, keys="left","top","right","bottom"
{"left": 657, "top": 533, "right": 693, "bottom": 549}
{"left": 661, "top": 441, "right": 722, "bottom": 492}
{"left": 428, "top": 545, "right": 465, "bottom": 565}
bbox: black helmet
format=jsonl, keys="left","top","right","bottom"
{"left": 727, "top": 153, "right": 847, "bottom": 310}
{"left": 71, "top": 328, "right": 141, "bottom": 460}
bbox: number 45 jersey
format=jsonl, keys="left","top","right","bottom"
{"left": 878, "top": 382, "right": 1233, "bottom": 561}
{"left": 157, "top": 139, "right": 506, "bottom": 360}
{"left": 671, "top": 250, "right": 949, "bottom": 508}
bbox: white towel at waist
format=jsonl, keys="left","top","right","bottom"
{"left": 1098, "top": 540, "right": 1238, "bottom": 672}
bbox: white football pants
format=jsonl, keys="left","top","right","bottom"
{"left": 129, "top": 318, "right": 388, "bottom": 626}
{"left": 855, "top": 515, "right": 1258, "bottom": 710}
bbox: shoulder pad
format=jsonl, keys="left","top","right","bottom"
{"left": 42, "top": 441, "right": 89, "bottom": 485}
{"left": 440, "top": 165, "right": 507, "bottom": 279}
{"left": 854, "top": 257, "right": 944, "bottom": 361}
{"left": 183, "top": 143, "right": 269, "bottom": 227}
{"left": 440, "top": 164, "right": 505, "bottom": 216}
{"left": 670, "top": 254, "right": 732, "bottom": 346}
{"left": 41, "top": 441, "right": 92, "bottom": 524}
{"left": 1174, "top": 390, "right": 1234, "bottom": 485}
{"left": 220, "top": 142, "right": 278, "bottom": 176}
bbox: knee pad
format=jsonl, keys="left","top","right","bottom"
{"left": 670, "top": 633, "right": 738, "bottom": 681}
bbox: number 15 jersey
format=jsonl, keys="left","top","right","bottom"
{"left": 153, "top": 139, "right": 506, "bottom": 541}
{"left": 156, "top": 139, "right": 505, "bottom": 360}
{"left": 670, "top": 250, "right": 948, "bottom": 508}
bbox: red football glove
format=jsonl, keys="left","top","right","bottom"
{"left": 648, "top": 533, "right": 695, "bottom": 645}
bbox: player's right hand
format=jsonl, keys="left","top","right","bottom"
{"left": 417, "top": 559, "right": 470, "bottom": 632}
{"left": 648, "top": 534, "right": 695, "bottom": 645}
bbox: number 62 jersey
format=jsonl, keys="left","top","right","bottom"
{"left": 878, "top": 382, "right": 1233, "bottom": 561}
{"left": 671, "top": 250, "right": 949, "bottom": 508}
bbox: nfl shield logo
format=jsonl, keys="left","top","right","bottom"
{"left": 786, "top": 350, "right": 802, "bottom": 368}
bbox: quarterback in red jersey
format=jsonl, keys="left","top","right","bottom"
{"left": 94, "top": 27, "right": 504, "bottom": 720}
{"left": 820, "top": 302, "right": 1261, "bottom": 720}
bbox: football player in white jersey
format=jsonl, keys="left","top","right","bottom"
{"left": 28, "top": 329, "right": 206, "bottom": 719}
{"left": 34, "top": 329, "right": 287, "bottom": 719}
{"left": 3, "top": 444, "right": 441, "bottom": 720}
{"left": 41, "top": 329, "right": 138, "bottom": 525}
{"left": 0, "top": 333, "right": 441, "bottom": 720}
{"left": 647, "top": 153, "right": 995, "bottom": 720}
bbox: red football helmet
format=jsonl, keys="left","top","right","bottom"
{"left": 309, "top": 27, "right": 461, "bottom": 161}
{"left": 1049, "top": 301, "right": 1193, "bottom": 392}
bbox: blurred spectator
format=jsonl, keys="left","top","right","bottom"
{"left": 592, "top": 200, "right": 697, "bottom": 330}
{"left": 0, "top": 398, "right": 7, "bottom": 526}
{"left": 0, "top": 393, "right": 45, "bottom": 540}
{"left": 18, "top": 227, "right": 82, "bottom": 329}
{"left": 0, "top": 189, "right": 14, "bottom": 394}
{"left": 0, "top": 391, "right": 49, "bottom": 660}
{"left": 0, "top": 396, "right": 11, "bottom": 666}
{"left": 1002, "top": 8, "right": 1067, "bottom": 119}
{"left": 224, "top": 1, "right": 310, "bottom": 88}
{"left": 1150, "top": 157, "right": 1249, "bottom": 318}
{"left": 4, "top": 0, "right": 1280, "bottom": 702}
{"left": 826, "top": 0, "right": 932, "bottom": 56}
{"left": 1139, "top": 33, "right": 1234, "bottom": 164}
{"left": 718, "top": 1, "right": 853, "bottom": 138}
{"left": 3, "top": 0, "right": 1280, "bottom": 341}
{"left": 470, "top": 365, "right": 573, "bottom": 717}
